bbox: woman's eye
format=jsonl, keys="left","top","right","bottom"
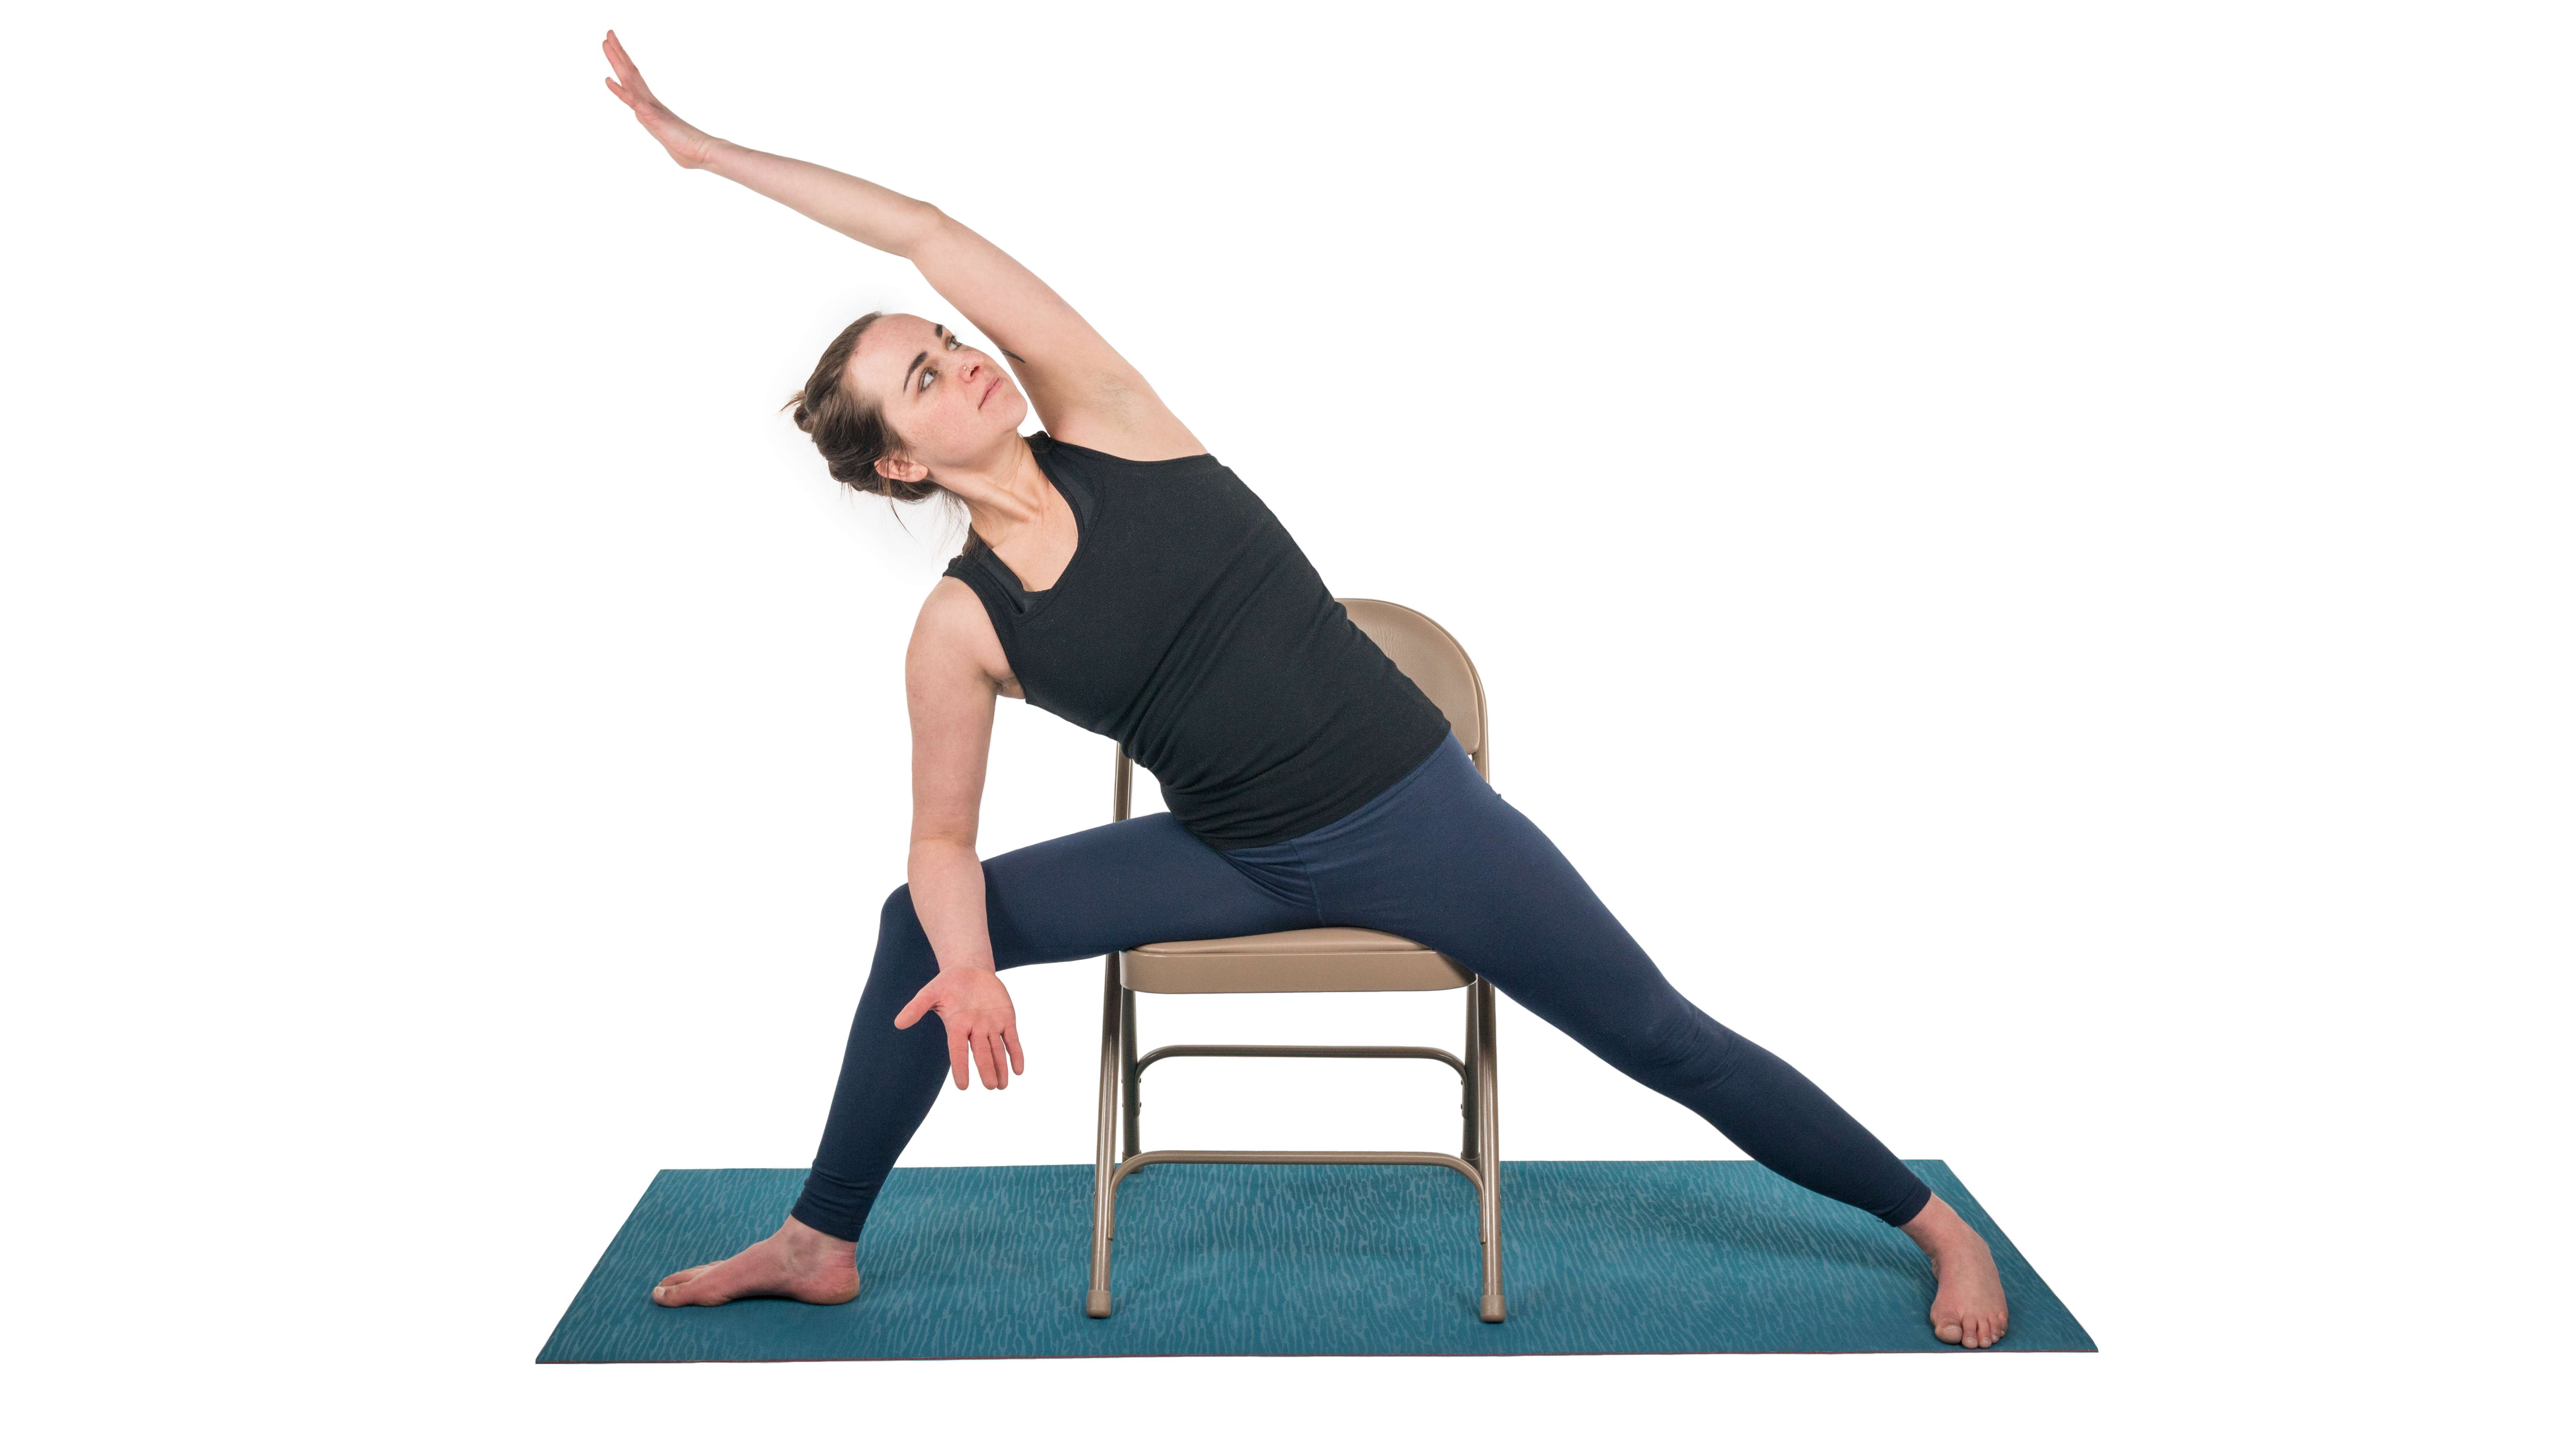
{"left": 918, "top": 367, "right": 935, "bottom": 391}
{"left": 945, "top": 335, "right": 961, "bottom": 351}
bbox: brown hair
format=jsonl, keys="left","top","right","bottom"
{"left": 784, "top": 312, "right": 940, "bottom": 502}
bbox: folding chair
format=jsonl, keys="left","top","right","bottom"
{"left": 1084, "top": 599, "right": 1505, "bottom": 1323}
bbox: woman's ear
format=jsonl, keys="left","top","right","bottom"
{"left": 875, "top": 452, "right": 930, "bottom": 485}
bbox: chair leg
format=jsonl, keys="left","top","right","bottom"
{"left": 1460, "top": 986, "right": 1481, "bottom": 1170}
{"left": 1120, "top": 987, "right": 1141, "bottom": 1166}
{"left": 1088, "top": 953, "right": 1123, "bottom": 1318}
{"left": 1473, "top": 978, "right": 1505, "bottom": 1324}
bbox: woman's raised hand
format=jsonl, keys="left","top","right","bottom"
{"left": 600, "top": 30, "right": 724, "bottom": 169}
{"left": 894, "top": 965, "right": 1028, "bottom": 1091}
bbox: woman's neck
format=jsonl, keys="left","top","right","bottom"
{"left": 944, "top": 434, "right": 1056, "bottom": 547}
{"left": 947, "top": 434, "right": 1076, "bottom": 587}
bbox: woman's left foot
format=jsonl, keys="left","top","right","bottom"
{"left": 1898, "top": 1192, "right": 2010, "bottom": 1348}
{"left": 650, "top": 1215, "right": 860, "bottom": 1307}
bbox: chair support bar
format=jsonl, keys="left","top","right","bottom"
{"left": 1133, "top": 1043, "right": 1467, "bottom": 1078}
{"left": 1109, "top": 1148, "right": 1483, "bottom": 1192}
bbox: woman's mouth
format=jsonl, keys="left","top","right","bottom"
{"left": 980, "top": 377, "right": 1002, "bottom": 408}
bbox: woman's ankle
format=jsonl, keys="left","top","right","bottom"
{"left": 1897, "top": 1194, "right": 1974, "bottom": 1254}
{"left": 779, "top": 1214, "right": 857, "bottom": 1255}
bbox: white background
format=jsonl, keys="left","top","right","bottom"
{"left": 4, "top": 1, "right": 2568, "bottom": 1443}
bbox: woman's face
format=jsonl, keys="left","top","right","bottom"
{"left": 849, "top": 314, "right": 1027, "bottom": 479}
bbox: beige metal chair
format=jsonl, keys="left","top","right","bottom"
{"left": 1086, "top": 599, "right": 1506, "bottom": 1324}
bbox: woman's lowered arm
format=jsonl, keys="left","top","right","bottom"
{"left": 888, "top": 580, "right": 1025, "bottom": 1092}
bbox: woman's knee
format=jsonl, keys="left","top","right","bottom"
{"left": 1606, "top": 997, "right": 1746, "bottom": 1093}
{"left": 874, "top": 884, "right": 935, "bottom": 967}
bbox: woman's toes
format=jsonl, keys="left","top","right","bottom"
{"left": 651, "top": 1263, "right": 732, "bottom": 1306}
{"left": 1935, "top": 1319, "right": 1964, "bottom": 1345}
{"left": 654, "top": 1276, "right": 728, "bottom": 1307}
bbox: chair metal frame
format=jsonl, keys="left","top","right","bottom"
{"left": 1084, "top": 600, "right": 1505, "bottom": 1324}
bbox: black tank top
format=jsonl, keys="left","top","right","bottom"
{"left": 943, "top": 433, "right": 1454, "bottom": 849}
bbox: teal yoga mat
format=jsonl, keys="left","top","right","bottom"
{"left": 538, "top": 1159, "right": 2092, "bottom": 1360}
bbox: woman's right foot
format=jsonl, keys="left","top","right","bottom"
{"left": 651, "top": 1215, "right": 861, "bottom": 1307}
{"left": 1897, "top": 1192, "right": 2010, "bottom": 1348}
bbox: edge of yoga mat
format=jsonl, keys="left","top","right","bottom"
{"left": 538, "top": 1159, "right": 2094, "bottom": 1362}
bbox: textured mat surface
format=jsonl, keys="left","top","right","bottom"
{"left": 539, "top": 1159, "right": 2093, "bottom": 1360}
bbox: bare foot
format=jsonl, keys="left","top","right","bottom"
{"left": 651, "top": 1215, "right": 861, "bottom": 1307}
{"left": 1898, "top": 1193, "right": 2010, "bottom": 1348}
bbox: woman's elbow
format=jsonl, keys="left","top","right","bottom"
{"left": 895, "top": 204, "right": 958, "bottom": 261}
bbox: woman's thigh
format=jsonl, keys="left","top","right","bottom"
{"left": 1295, "top": 742, "right": 1694, "bottom": 1045}
{"left": 979, "top": 811, "right": 1318, "bottom": 969}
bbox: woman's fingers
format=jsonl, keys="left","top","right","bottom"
{"left": 601, "top": 32, "right": 667, "bottom": 117}
{"left": 606, "top": 32, "right": 669, "bottom": 111}
{"left": 603, "top": 30, "right": 643, "bottom": 88}
{"left": 893, "top": 971, "right": 1022, "bottom": 1089}
{"left": 960, "top": 1023, "right": 1022, "bottom": 1089}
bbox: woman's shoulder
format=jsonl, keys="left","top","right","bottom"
{"left": 1029, "top": 429, "right": 1217, "bottom": 470}
{"left": 921, "top": 570, "right": 988, "bottom": 621}
{"left": 1026, "top": 388, "right": 1204, "bottom": 460}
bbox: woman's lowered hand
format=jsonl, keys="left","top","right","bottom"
{"left": 600, "top": 30, "right": 725, "bottom": 169}
{"left": 894, "top": 965, "right": 1027, "bottom": 1090}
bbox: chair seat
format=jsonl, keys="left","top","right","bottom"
{"left": 1121, "top": 927, "right": 1473, "bottom": 995}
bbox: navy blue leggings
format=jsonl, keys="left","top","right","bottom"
{"left": 791, "top": 738, "right": 1931, "bottom": 1240}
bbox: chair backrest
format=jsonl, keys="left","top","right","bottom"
{"left": 1340, "top": 598, "right": 1489, "bottom": 780}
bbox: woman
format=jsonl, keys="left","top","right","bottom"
{"left": 601, "top": 31, "right": 2009, "bottom": 1348}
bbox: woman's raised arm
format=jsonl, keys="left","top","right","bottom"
{"left": 602, "top": 32, "right": 1200, "bottom": 459}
